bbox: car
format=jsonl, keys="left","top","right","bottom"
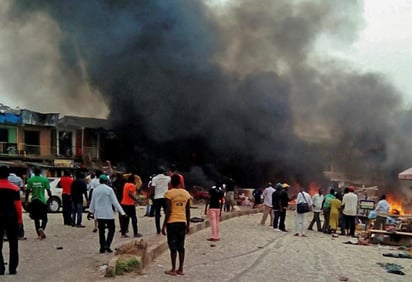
{"left": 21, "top": 177, "right": 62, "bottom": 213}
{"left": 22, "top": 177, "right": 88, "bottom": 213}
{"left": 190, "top": 185, "right": 210, "bottom": 201}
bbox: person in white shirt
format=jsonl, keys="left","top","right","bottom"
{"left": 87, "top": 171, "right": 101, "bottom": 233}
{"left": 260, "top": 183, "right": 275, "bottom": 226}
{"left": 341, "top": 186, "right": 358, "bottom": 236}
{"left": 294, "top": 184, "right": 313, "bottom": 237}
{"left": 151, "top": 167, "right": 171, "bottom": 234}
{"left": 88, "top": 174, "right": 126, "bottom": 253}
{"left": 308, "top": 188, "right": 324, "bottom": 231}
{"left": 374, "top": 194, "right": 390, "bottom": 230}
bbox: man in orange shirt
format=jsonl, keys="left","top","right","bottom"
{"left": 120, "top": 174, "right": 142, "bottom": 238}
{"left": 162, "top": 174, "right": 191, "bottom": 276}
{"left": 60, "top": 170, "right": 74, "bottom": 226}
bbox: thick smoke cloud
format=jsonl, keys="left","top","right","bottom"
{"left": 7, "top": 0, "right": 412, "bottom": 191}
{"left": 0, "top": 0, "right": 108, "bottom": 117}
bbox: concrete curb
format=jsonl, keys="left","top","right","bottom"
{"left": 106, "top": 208, "right": 261, "bottom": 277}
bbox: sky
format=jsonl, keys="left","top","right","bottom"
{"left": 1, "top": 0, "right": 412, "bottom": 113}
{"left": 327, "top": 0, "right": 412, "bottom": 104}
{"left": 2, "top": 0, "right": 412, "bottom": 187}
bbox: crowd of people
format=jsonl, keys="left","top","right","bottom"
{"left": 255, "top": 182, "right": 392, "bottom": 239}
{"left": 2, "top": 161, "right": 392, "bottom": 277}
{"left": 0, "top": 162, "right": 195, "bottom": 276}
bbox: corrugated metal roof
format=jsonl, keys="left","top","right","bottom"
{"left": 57, "top": 116, "right": 111, "bottom": 130}
{"left": 0, "top": 103, "right": 20, "bottom": 114}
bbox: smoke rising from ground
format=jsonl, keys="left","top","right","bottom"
{"left": 5, "top": 0, "right": 412, "bottom": 189}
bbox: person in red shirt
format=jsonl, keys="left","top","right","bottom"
{"left": 60, "top": 170, "right": 74, "bottom": 226}
{"left": 168, "top": 164, "right": 185, "bottom": 189}
{"left": 120, "top": 174, "right": 142, "bottom": 238}
{"left": 0, "top": 166, "right": 23, "bottom": 275}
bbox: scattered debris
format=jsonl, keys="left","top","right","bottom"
{"left": 382, "top": 252, "right": 412, "bottom": 259}
{"left": 377, "top": 262, "right": 405, "bottom": 275}
{"left": 98, "top": 265, "right": 108, "bottom": 272}
{"left": 190, "top": 217, "right": 204, "bottom": 223}
{"left": 338, "top": 275, "right": 349, "bottom": 281}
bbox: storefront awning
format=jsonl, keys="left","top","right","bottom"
{"left": 398, "top": 167, "right": 412, "bottom": 180}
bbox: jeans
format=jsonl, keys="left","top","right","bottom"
{"left": 208, "top": 208, "right": 220, "bottom": 240}
{"left": 97, "top": 219, "right": 115, "bottom": 251}
{"left": 273, "top": 210, "right": 280, "bottom": 228}
{"left": 153, "top": 198, "right": 167, "bottom": 234}
{"left": 71, "top": 202, "right": 83, "bottom": 226}
{"left": 279, "top": 208, "right": 287, "bottom": 231}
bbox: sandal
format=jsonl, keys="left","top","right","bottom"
{"left": 176, "top": 270, "right": 185, "bottom": 275}
{"left": 165, "top": 270, "right": 177, "bottom": 276}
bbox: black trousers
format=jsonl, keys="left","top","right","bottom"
{"left": 308, "top": 212, "right": 322, "bottom": 231}
{"left": 0, "top": 217, "right": 18, "bottom": 274}
{"left": 322, "top": 207, "right": 331, "bottom": 233}
{"left": 153, "top": 198, "right": 167, "bottom": 234}
{"left": 97, "top": 219, "right": 115, "bottom": 251}
{"left": 30, "top": 199, "right": 48, "bottom": 235}
{"left": 279, "top": 209, "right": 287, "bottom": 231}
{"left": 121, "top": 205, "right": 138, "bottom": 236}
{"left": 343, "top": 214, "right": 356, "bottom": 236}
{"left": 62, "top": 194, "right": 72, "bottom": 225}
{"left": 166, "top": 222, "right": 186, "bottom": 252}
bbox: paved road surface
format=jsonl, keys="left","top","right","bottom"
{"left": 1, "top": 207, "right": 411, "bottom": 281}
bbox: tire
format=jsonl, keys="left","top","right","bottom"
{"left": 47, "top": 196, "right": 61, "bottom": 213}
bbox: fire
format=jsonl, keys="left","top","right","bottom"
{"left": 385, "top": 194, "right": 411, "bottom": 215}
{"left": 308, "top": 182, "right": 319, "bottom": 196}
{"left": 288, "top": 182, "right": 319, "bottom": 205}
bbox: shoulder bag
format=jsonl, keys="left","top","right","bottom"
{"left": 296, "top": 192, "right": 311, "bottom": 213}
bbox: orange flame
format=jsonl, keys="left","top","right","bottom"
{"left": 308, "top": 182, "right": 319, "bottom": 196}
{"left": 289, "top": 182, "right": 319, "bottom": 205}
{"left": 385, "top": 194, "right": 411, "bottom": 215}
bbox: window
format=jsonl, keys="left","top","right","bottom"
{"left": 24, "top": 130, "right": 40, "bottom": 155}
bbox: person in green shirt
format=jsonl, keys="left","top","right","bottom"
{"left": 25, "top": 167, "right": 51, "bottom": 239}
{"left": 321, "top": 188, "right": 336, "bottom": 234}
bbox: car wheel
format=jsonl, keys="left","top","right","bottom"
{"left": 47, "top": 196, "right": 61, "bottom": 213}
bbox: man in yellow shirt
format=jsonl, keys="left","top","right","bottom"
{"left": 161, "top": 174, "right": 191, "bottom": 276}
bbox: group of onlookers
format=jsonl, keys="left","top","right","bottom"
{"left": 320, "top": 186, "right": 359, "bottom": 237}
{"left": 257, "top": 182, "right": 378, "bottom": 238}
{"left": 259, "top": 182, "right": 293, "bottom": 233}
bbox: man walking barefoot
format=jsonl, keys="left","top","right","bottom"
{"left": 162, "top": 174, "right": 191, "bottom": 276}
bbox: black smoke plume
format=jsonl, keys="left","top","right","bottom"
{"left": 10, "top": 0, "right": 412, "bottom": 192}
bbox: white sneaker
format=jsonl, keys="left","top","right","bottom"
{"left": 274, "top": 228, "right": 281, "bottom": 232}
